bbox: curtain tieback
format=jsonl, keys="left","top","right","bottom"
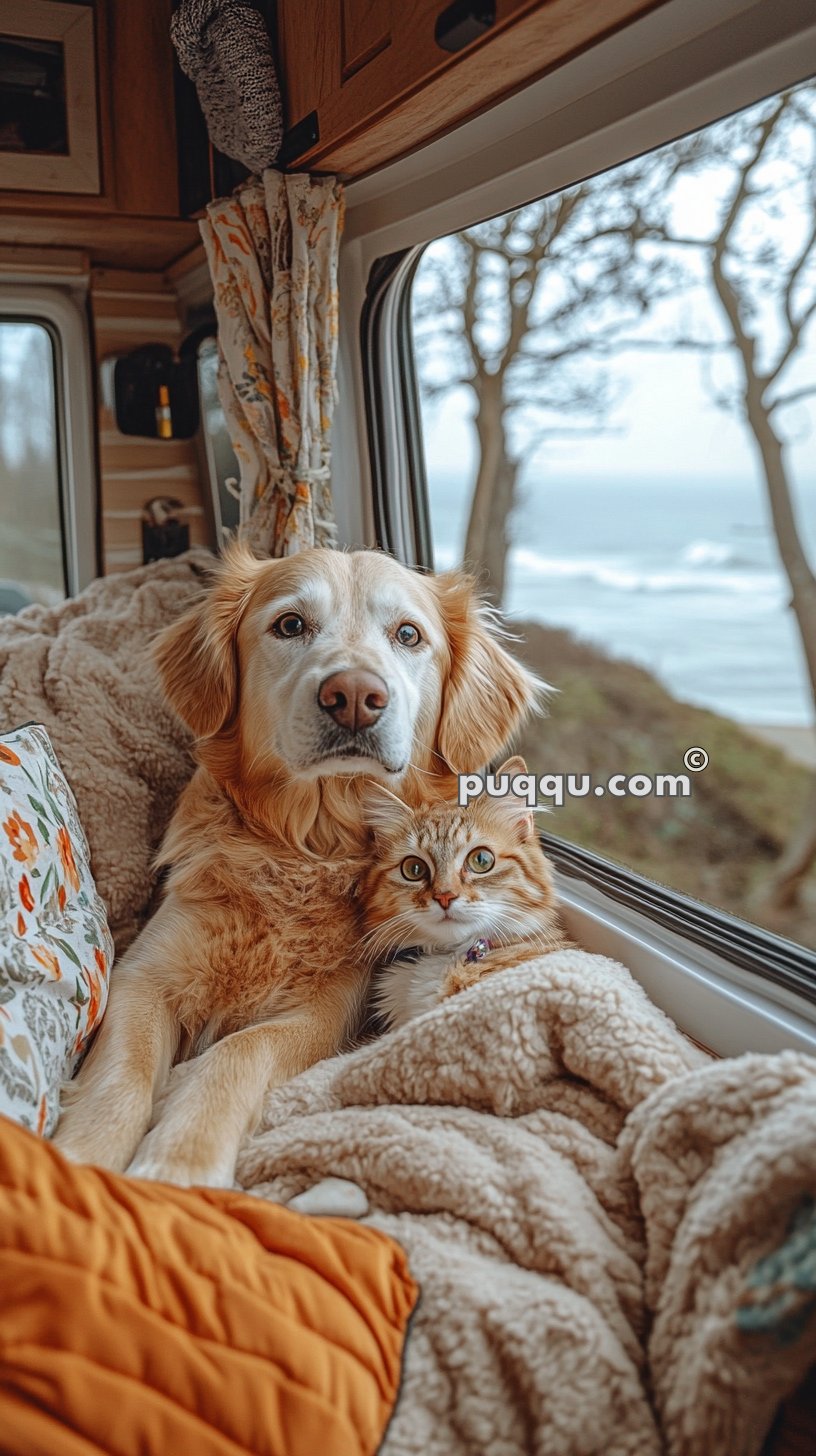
{"left": 241, "top": 467, "right": 338, "bottom": 554}
{"left": 254, "top": 465, "right": 331, "bottom": 500}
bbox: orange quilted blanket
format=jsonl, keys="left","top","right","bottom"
{"left": 0, "top": 1116, "right": 416, "bottom": 1456}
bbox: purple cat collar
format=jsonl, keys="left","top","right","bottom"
{"left": 464, "top": 937, "right": 492, "bottom": 964}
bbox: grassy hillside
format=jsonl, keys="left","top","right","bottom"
{"left": 511, "top": 620, "right": 816, "bottom": 949}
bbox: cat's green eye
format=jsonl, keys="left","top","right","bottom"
{"left": 400, "top": 857, "right": 429, "bottom": 882}
{"left": 466, "top": 847, "right": 495, "bottom": 875}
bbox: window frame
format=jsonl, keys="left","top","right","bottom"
{"left": 554, "top": 855, "right": 816, "bottom": 1058}
{"left": 185, "top": 321, "right": 240, "bottom": 550}
{"left": 0, "top": 285, "right": 97, "bottom": 599}
{"left": 351, "top": 0, "right": 816, "bottom": 1004}
{"left": 360, "top": 249, "right": 431, "bottom": 564}
{"left": 547, "top": 834, "right": 816, "bottom": 1006}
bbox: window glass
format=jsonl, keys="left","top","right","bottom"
{"left": 412, "top": 79, "right": 816, "bottom": 948}
{"left": 0, "top": 320, "right": 64, "bottom": 613}
{"left": 197, "top": 335, "right": 240, "bottom": 543}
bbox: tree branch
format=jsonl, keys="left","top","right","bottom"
{"left": 708, "top": 102, "right": 786, "bottom": 384}
{"left": 460, "top": 238, "right": 485, "bottom": 381}
{"left": 768, "top": 383, "right": 816, "bottom": 413}
{"left": 765, "top": 278, "right": 816, "bottom": 390}
{"left": 522, "top": 336, "right": 727, "bottom": 357}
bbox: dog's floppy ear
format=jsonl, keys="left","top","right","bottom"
{"left": 154, "top": 542, "right": 264, "bottom": 738}
{"left": 433, "top": 572, "right": 546, "bottom": 773}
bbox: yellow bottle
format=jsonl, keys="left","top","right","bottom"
{"left": 156, "top": 383, "right": 173, "bottom": 439}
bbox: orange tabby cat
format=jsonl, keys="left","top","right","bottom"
{"left": 362, "top": 756, "right": 570, "bottom": 1029}
{"left": 286, "top": 758, "right": 572, "bottom": 1221}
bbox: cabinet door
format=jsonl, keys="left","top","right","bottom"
{"left": 341, "top": 0, "right": 394, "bottom": 80}
{"left": 277, "top": 0, "right": 342, "bottom": 137}
{"left": 277, "top": 0, "right": 666, "bottom": 177}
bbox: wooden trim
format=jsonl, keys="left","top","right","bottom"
{"left": 0, "top": 212, "right": 200, "bottom": 270}
{"left": 166, "top": 243, "right": 213, "bottom": 319}
{"left": 166, "top": 245, "right": 208, "bottom": 285}
{"left": 92, "top": 268, "right": 177, "bottom": 295}
{"left": 0, "top": 244, "right": 89, "bottom": 278}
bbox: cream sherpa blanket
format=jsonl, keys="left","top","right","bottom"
{"left": 238, "top": 952, "right": 816, "bottom": 1456}
{"left": 0, "top": 554, "right": 209, "bottom": 950}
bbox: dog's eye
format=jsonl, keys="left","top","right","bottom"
{"left": 400, "top": 857, "right": 429, "bottom": 882}
{"left": 466, "top": 847, "right": 495, "bottom": 875}
{"left": 395, "top": 622, "right": 421, "bottom": 647}
{"left": 271, "top": 613, "right": 306, "bottom": 639}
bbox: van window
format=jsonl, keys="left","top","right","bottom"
{"left": 410, "top": 78, "right": 816, "bottom": 950}
{"left": 0, "top": 319, "right": 65, "bottom": 614}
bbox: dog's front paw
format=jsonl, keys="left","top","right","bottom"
{"left": 126, "top": 1136, "right": 237, "bottom": 1190}
{"left": 50, "top": 1129, "right": 92, "bottom": 1166}
{"left": 51, "top": 1114, "right": 133, "bottom": 1173}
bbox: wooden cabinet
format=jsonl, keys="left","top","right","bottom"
{"left": 0, "top": 0, "right": 198, "bottom": 269}
{"left": 0, "top": 0, "right": 670, "bottom": 258}
{"left": 277, "top": 0, "right": 666, "bottom": 177}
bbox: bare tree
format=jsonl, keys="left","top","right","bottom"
{"left": 623, "top": 85, "right": 816, "bottom": 909}
{"left": 416, "top": 83, "right": 816, "bottom": 910}
{"left": 413, "top": 185, "right": 650, "bottom": 604}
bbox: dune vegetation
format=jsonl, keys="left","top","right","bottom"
{"left": 513, "top": 620, "right": 816, "bottom": 950}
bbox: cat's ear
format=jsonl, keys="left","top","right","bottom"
{"left": 494, "top": 756, "right": 535, "bottom": 842}
{"left": 497, "top": 755, "right": 527, "bottom": 779}
{"left": 360, "top": 779, "right": 414, "bottom": 842}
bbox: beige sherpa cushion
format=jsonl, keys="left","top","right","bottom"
{"left": 0, "top": 553, "right": 211, "bottom": 951}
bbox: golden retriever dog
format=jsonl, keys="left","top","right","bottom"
{"left": 53, "top": 544, "right": 540, "bottom": 1187}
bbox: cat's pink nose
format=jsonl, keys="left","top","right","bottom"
{"left": 434, "top": 890, "right": 459, "bottom": 911}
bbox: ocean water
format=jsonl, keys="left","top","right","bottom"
{"left": 429, "top": 472, "right": 816, "bottom": 727}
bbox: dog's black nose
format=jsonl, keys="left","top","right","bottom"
{"left": 318, "top": 670, "right": 389, "bottom": 733}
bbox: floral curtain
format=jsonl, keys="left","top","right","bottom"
{"left": 199, "top": 171, "right": 344, "bottom": 555}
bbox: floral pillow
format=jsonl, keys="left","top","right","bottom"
{"left": 0, "top": 723, "right": 113, "bottom": 1135}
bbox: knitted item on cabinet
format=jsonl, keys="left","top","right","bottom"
{"left": 171, "top": 0, "right": 283, "bottom": 173}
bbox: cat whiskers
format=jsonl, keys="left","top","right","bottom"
{"left": 362, "top": 911, "right": 423, "bottom": 963}
{"left": 478, "top": 902, "right": 558, "bottom": 958}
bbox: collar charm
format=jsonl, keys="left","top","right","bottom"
{"left": 464, "top": 937, "right": 491, "bottom": 964}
